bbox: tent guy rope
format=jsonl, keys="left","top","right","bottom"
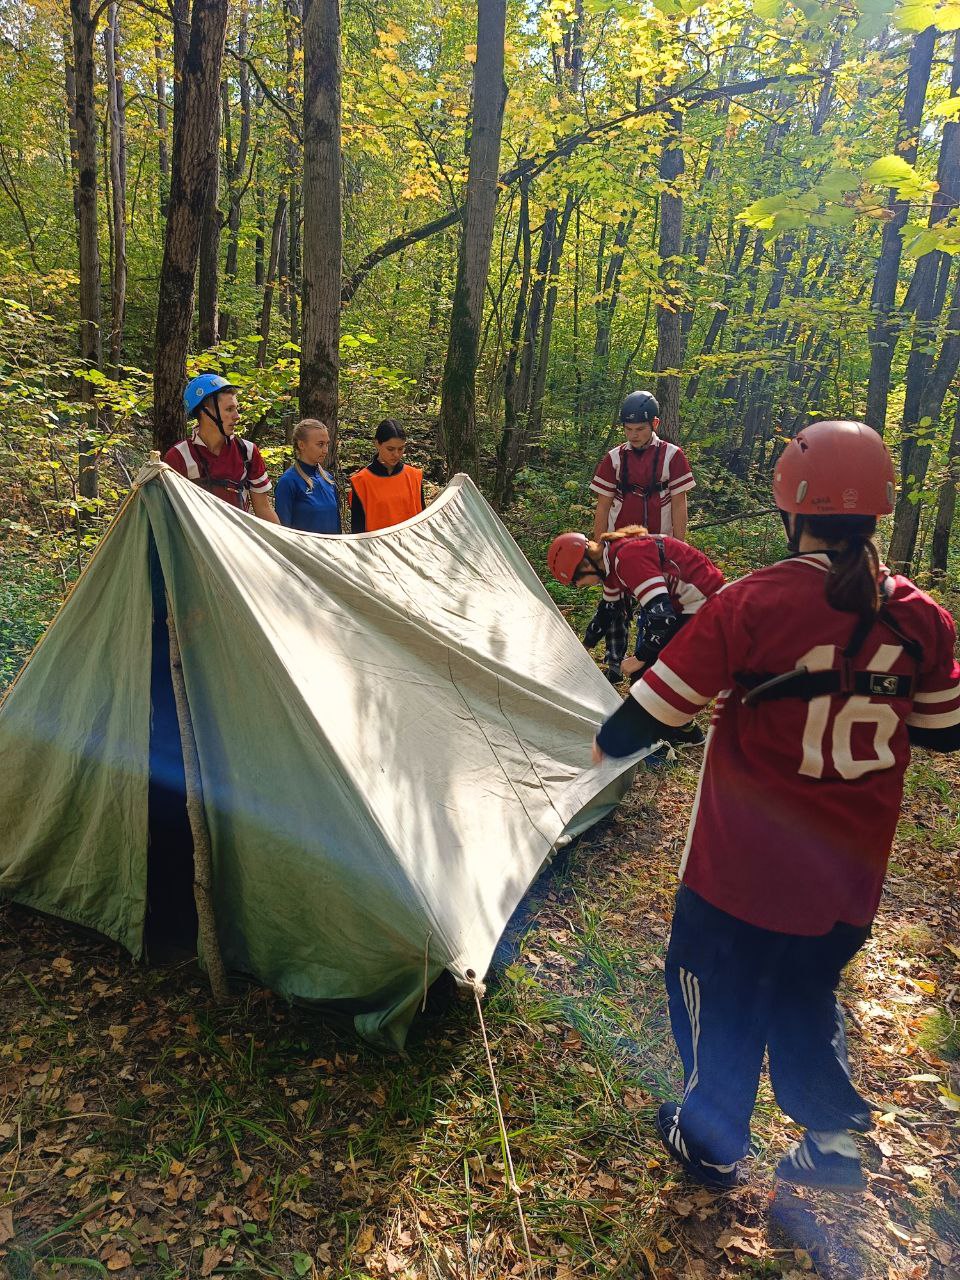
{"left": 469, "top": 974, "right": 539, "bottom": 1277}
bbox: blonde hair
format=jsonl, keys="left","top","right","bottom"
{"left": 598, "top": 523, "right": 648, "bottom": 543}
{"left": 292, "top": 418, "right": 328, "bottom": 459}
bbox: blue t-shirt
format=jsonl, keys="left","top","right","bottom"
{"left": 274, "top": 463, "right": 341, "bottom": 534}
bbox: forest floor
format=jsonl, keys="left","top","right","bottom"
{"left": 1, "top": 742, "right": 958, "bottom": 1280}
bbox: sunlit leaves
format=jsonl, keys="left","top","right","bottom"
{"left": 895, "top": 0, "right": 960, "bottom": 30}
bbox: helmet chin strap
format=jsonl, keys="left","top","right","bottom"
{"left": 201, "top": 396, "right": 228, "bottom": 437}
{"left": 781, "top": 509, "right": 804, "bottom": 555}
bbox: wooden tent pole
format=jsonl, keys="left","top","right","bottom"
{"left": 165, "top": 594, "right": 230, "bottom": 1002}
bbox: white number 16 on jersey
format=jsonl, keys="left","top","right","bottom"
{"left": 798, "top": 643, "right": 904, "bottom": 780}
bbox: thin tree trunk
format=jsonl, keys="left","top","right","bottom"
{"left": 105, "top": 3, "right": 127, "bottom": 378}
{"left": 864, "top": 26, "right": 937, "bottom": 433}
{"left": 257, "top": 191, "right": 288, "bottom": 367}
{"left": 153, "top": 0, "right": 230, "bottom": 453}
{"left": 254, "top": 154, "right": 265, "bottom": 289}
{"left": 493, "top": 182, "right": 532, "bottom": 505}
{"left": 527, "top": 189, "right": 575, "bottom": 451}
{"left": 300, "top": 0, "right": 342, "bottom": 447}
{"left": 286, "top": 0, "right": 302, "bottom": 348}
{"left": 930, "top": 395, "right": 960, "bottom": 581}
{"left": 887, "top": 33, "right": 960, "bottom": 568}
{"left": 888, "top": 264, "right": 960, "bottom": 569}
{"left": 655, "top": 109, "right": 684, "bottom": 440}
{"left": 219, "top": 0, "right": 252, "bottom": 341}
{"left": 437, "top": 0, "right": 508, "bottom": 479}
{"left": 197, "top": 93, "right": 222, "bottom": 349}
{"left": 155, "top": 34, "right": 170, "bottom": 217}
{"left": 70, "top": 0, "right": 101, "bottom": 502}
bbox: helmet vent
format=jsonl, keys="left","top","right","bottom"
{"left": 795, "top": 480, "right": 808, "bottom": 504}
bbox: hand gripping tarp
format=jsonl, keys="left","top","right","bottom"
{"left": 0, "top": 464, "right": 639, "bottom": 1045}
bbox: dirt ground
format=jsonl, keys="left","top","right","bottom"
{"left": 0, "top": 749, "right": 958, "bottom": 1280}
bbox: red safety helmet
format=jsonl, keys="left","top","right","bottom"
{"left": 547, "top": 532, "right": 589, "bottom": 584}
{"left": 773, "top": 420, "right": 896, "bottom": 516}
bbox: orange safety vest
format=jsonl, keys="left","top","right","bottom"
{"left": 350, "top": 464, "right": 423, "bottom": 532}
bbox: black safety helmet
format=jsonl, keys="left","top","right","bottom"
{"left": 619, "top": 390, "right": 659, "bottom": 424}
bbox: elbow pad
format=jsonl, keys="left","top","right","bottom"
{"left": 635, "top": 593, "right": 678, "bottom": 666}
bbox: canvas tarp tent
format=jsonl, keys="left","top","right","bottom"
{"left": 0, "top": 462, "right": 640, "bottom": 1045}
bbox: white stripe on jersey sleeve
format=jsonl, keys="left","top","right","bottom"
{"left": 908, "top": 677, "right": 960, "bottom": 728}
{"left": 590, "top": 476, "right": 617, "bottom": 496}
{"left": 633, "top": 575, "right": 667, "bottom": 604}
{"left": 249, "top": 474, "right": 272, "bottom": 492}
{"left": 907, "top": 705, "right": 960, "bottom": 729}
{"left": 631, "top": 680, "right": 694, "bottom": 727}
{"left": 649, "top": 659, "right": 713, "bottom": 707}
{"left": 913, "top": 684, "right": 960, "bottom": 703}
{"left": 667, "top": 474, "right": 695, "bottom": 495}
{"left": 675, "top": 581, "right": 706, "bottom": 614}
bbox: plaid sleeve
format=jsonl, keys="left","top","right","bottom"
{"left": 666, "top": 444, "right": 695, "bottom": 497}
{"left": 589, "top": 451, "right": 618, "bottom": 499}
{"left": 247, "top": 444, "right": 272, "bottom": 493}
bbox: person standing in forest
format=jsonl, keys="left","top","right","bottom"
{"left": 591, "top": 390, "right": 695, "bottom": 541}
{"left": 349, "top": 420, "right": 425, "bottom": 534}
{"left": 592, "top": 420, "right": 960, "bottom": 1192}
{"left": 274, "top": 419, "right": 342, "bottom": 534}
{"left": 588, "top": 391, "right": 696, "bottom": 680}
{"left": 163, "top": 374, "right": 280, "bottom": 523}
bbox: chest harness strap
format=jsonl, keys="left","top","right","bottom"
{"left": 737, "top": 603, "right": 922, "bottom": 707}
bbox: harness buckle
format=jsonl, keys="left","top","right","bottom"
{"left": 867, "top": 673, "right": 901, "bottom": 697}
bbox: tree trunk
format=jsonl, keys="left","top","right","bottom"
{"left": 930, "top": 395, "right": 960, "bottom": 581}
{"left": 887, "top": 264, "right": 960, "bottom": 570}
{"left": 655, "top": 109, "right": 684, "bottom": 441}
{"left": 70, "top": 0, "right": 101, "bottom": 502}
{"left": 219, "top": 0, "right": 252, "bottom": 341}
{"left": 493, "top": 182, "right": 532, "bottom": 505}
{"left": 155, "top": 33, "right": 170, "bottom": 217}
{"left": 197, "top": 93, "right": 221, "bottom": 349}
{"left": 526, "top": 190, "right": 575, "bottom": 451}
{"left": 685, "top": 224, "right": 750, "bottom": 401}
{"left": 437, "top": 0, "right": 508, "bottom": 480}
{"left": 153, "top": 0, "right": 230, "bottom": 454}
{"left": 257, "top": 192, "right": 288, "bottom": 368}
{"left": 300, "top": 0, "right": 342, "bottom": 445}
{"left": 886, "top": 33, "right": 960, "bottom": 569}
{"left": 104, "top": 3, "right": 127, "bottom": 378}
{"left": 286, "top": 0, "right": 302, "bottom": 348}
{"left": 864, "top": 26, "right": 937, "bottom": 433}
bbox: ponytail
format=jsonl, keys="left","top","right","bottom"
{"left": 599, "top": 523, "right": 648, "bottom": 543}
{"left": 805, "top": 515, "right": 881, "bottom": 624}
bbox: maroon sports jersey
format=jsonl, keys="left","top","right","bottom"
{"left": 601, "top": 535, "right": 725, "bottom": 613}
{"left": 164, "top": 432, "right": 271, "bottom": 511}
{"left": 632, "top": 553, "right": 960, "bottom": 934}
{"left": 590, "top": 435, "right": 695, "bottom": 534}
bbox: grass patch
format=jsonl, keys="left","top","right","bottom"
{"left": 918, "top": 1009, "right": 960, "bottom": 1061}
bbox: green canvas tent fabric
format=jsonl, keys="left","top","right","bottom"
{"left": 0, "top": 462, "right": 640, "bottom": 1045}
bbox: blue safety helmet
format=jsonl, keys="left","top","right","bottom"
{"left": 183, "top": 373, "right": 239, "bottom": 418}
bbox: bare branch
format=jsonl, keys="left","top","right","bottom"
{"left": 342, "top": 70, "right": 818, "bottom": 304}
